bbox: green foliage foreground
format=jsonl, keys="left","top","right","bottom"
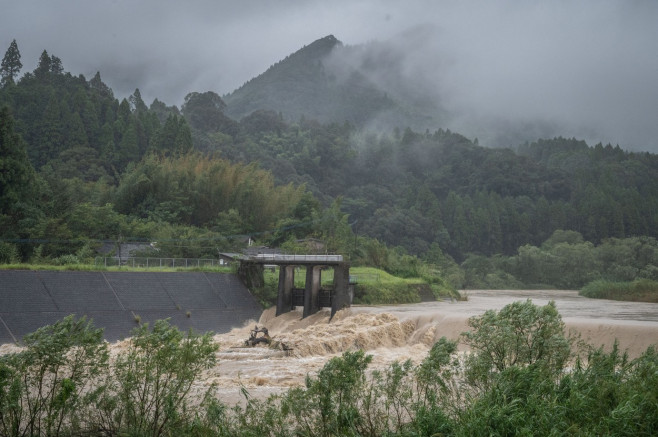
{"left": 0, "top": 317, "right": 218, "bottom": 437}
{"left": 1, "top": 301, "right": 657, "bottom": 436}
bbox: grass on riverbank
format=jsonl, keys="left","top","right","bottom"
{"left": 351, "top": 267, "right": 459, "bottom": 304}
{"left": 580, "top": 278, "right": 658, "bottom": 303}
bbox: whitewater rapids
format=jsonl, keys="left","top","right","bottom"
{"left": 193, "top": 289, "right": 658, "bottom": 404}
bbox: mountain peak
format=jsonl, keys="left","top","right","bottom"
{"left": 292, "top": 34, "right": 342, "bottom": 60}
{"left": 223, "top": 34, "right": 399, "bottom": 124}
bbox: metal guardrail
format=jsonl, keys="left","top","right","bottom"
{"left": 94, "top": 253, "right": 347, "bottom": 269}
{"left": 349, "top": 273, "right": 380, "bottom": 283}
{"left": 94, "top": 257, "right": 225, "bottom": 268}
{"left": 251, "top": 254, "right": 344, "bottom": 262}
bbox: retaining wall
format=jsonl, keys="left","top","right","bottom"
{"left": 0, "top": 271, "right": 263, "bottom": 343}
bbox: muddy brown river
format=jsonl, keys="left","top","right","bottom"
{"left": 201, "top": 289, "right": 658, "bottom": 404}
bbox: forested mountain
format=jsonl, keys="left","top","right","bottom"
{"left": 215, "top": 121, "right": 658, "bottom": 261}
{"left": 223, "top": 35, "right": 411, "bottom": 128}
{"left": 1, "top": 39, "right": 657, "bottom": 280}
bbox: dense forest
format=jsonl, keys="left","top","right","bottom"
{"left": 1, "top": 39, "right": 657, "bottom": 291}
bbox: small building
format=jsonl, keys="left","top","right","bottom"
{"left": 217, "top": 252, "right": 246, "bottom": 266}
{"left": 98, "top": 242, "right": 157, "bottom": 261}
{"left": 244, "top": 246, "right": 281, "bottom": 257}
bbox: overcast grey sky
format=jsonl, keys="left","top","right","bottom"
{"left": 2, "top": 0, "right": 657, "bottom": 151}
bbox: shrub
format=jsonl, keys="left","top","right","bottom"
{"left": 0, "top": 316, "right": 108, "bottom": 436}
{"left": 459, "top": 364, "right": 564, "bottom": 436}
{"left": 606, "top": 346, "right": 658, "bottom": 435}
{"left": 461, "top": 300, "right": 573, "bottom": 390}
{"left": 0, "top": 242, "right": 19, "bottom": 264}
{"left": 92, "top": 319, "right": 218, "bottom": 436}
{"left": 282, "top": 350, "right": 372, "bottom": 436}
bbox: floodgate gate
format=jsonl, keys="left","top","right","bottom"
{"left": 238, "top": 254, "right": 351, "bottom": 318}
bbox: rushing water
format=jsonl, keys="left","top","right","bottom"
{"left": 196, "top": 289, "right": 658, "bottom": 404}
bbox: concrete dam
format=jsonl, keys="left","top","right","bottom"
{"left": 0, "top": 270, "right": 263, "bottom": 343}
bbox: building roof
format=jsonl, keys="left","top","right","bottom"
{"left": 97, "top": 242, "right": 155, "bottom": 259}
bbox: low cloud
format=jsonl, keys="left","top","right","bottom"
{"left": 2, "top": 0, "right": 656, "bottom": 151}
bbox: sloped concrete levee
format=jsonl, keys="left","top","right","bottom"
{"left": 0, "top": 271, "right": 263, "bottom": 343}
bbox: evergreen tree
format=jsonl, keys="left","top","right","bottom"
{"left": 34, "top": 50, "right": 52, "bottom": 80}
{"left": 98, "top": 121, "right": 117, "bottom": 167}
{"left": 129, "top": 88, "right": 148, "bottom": 113}
{"left": 1, "top": 39, "right": 22, "bottom": 87}
{"left": 0, "top": 107, "right": 31, "bottom": 211}
{"left": 152, "top": 114, "right": 178, "bottom": 152}
{"left": 149, "top": 98, "right": 179, "bottom": 124}
{"left": 151, "top": 114, "right": 191, "bottom": 154}
{"left": 49, "top": 55, "right": 63, "bottom": 75}
{"left": 73, "top": 88, "right": 100, "bottom": 145}
{"left": 117, "top": 98, "right": 131, "bottom": 124}
{"left": 173, "top": 117, "right": 193, "bottom": 154}
{"left": 0, "top": 106, "right": 40, "bottom": 244}
{"left": 33, "top": 93, "right": 65, "bottom": 167}
{"left": 89, "top": 71, "right": 113, "bottom": 99}
{"left": 65, "top": 111, "right": 89, "bottom": 148}
{"left": 117, "top": 120, "right": 140, "bottom": 168}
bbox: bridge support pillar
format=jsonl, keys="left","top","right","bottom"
{"left": 303, "top": 266, "right": 322, "bottom": 318}
{"left": 276, "top": 265, "right": 295, "bottom": 316}
{"left": 331, "top": 263, "right": 351, "bottom": 318}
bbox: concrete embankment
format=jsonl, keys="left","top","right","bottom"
{"left": 0, "top": 270, "right": 263, "bottom": 343}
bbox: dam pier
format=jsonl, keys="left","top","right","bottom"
{"left": 238, "top": 254, "right": 351, "bottom": 319}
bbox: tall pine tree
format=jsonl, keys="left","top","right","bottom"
{"left": 0, "top": 40, "right": 23, "bottom": 87}
{"left": 0, "top": 39, "right": 22, "bottom": 87}
{"left": 34, "top": 50, "right": 52, "bottom": 80}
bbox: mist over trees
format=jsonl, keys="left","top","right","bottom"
{"left": 1, "top": 38, "right": 657, "bottom": 291}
